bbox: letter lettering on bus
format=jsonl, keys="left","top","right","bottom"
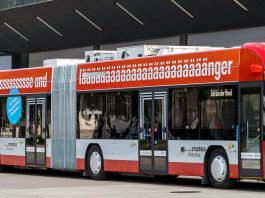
{"left": 142, "top": 68, "right": 147, "bottom": 80}
{"left": 177, "top": 65, "right": 182, "bottom": 78}
{"left": 183, "top": 64, "right": 188, "bottom": 77}
{"left": 208, "top": 62, "right": 214, "bottom": 76}
{"left": 165, "top": 66, "right": 171, "bottom": 79}
{"left": 101, "top": 75, "right": 105, "bottom": 83}
{"left": 131, "top": 69, "right": 137, "bottom": 81}
{"left": 110, "top": 70, "right": 115, "bottom": 83}
{"left": 221, "top": 61, "right": 228, "bottom": 75}
{"left": 201, "top": 63, "right": 207, "bottom": 76}
{"left": 153, "top": 67, "right": 159, "bottom": 80}
{"left": 22, "top": 78, "right": 26, "bottom": 89}
{"left": 214, "top": 62, "right": 222, "bottom": 80}
{"left": 91, "top": 77, "right": 95, "bottom": 84}
{"left": 126, "top": 69, "right": 131, "bottom": 82}
{"left": 121, "top": 69, "right": 126, "bottom": 82}
{"left": 6, "top": 79, "right": 11, "bottom": 89}
{"left": 116, "top": 70, "right": 121, "bottom": 82}
{"left": 171, "top": 65, "right": 177, "bottom": 78}
{"left": 105, "top": 71, "right": 110, "bottom": 83}
{"left": 17, "top": 78, "right": 22, "bottom": 89}
{"left": 96, "top": 76, "right": 100, "bottom": 84}
{"left": 195, "top": 63, "right": 201, "bottom": 77}
{"left": 159, "top": 66, "right": 165, "bottom": 79}
{"left": 137, "top": 68, "right": 142, "bottom": 81}
{"left": 148, "top": 67, "right": 153, "bottom": 80}
{"left": 14, "top": 78, "right": 18, "bottom": 89}
{"left": 189, "top": 64, "right": 195, "bottom": 77}
{"left": 29, "top": 77, "right": 34, "bottom": 88}
{"left": 227, "top": 60, "right": 233, "bottom": 75}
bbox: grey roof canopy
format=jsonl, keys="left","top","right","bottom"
{"left": 0, "top": 0, "right": 264, "bottom": 53}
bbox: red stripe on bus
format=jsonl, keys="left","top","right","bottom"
{"left": 76, "top": 158, "right": 139, "bottom": 173}
{"left": 168, "top": 162, "right": 204, "bottom": 176}
{"left": 169, "top": 162, "right": 238, "bottom": 179}
{"left": 0, "top": 155, "right": 25, "bottom": 166}
{"left": 229, "top": 164, "right": 238, "bottom": 179}
{"left": 46, "top": 157, "right": 51, "bottom": 168}
{"left": 76, "top": 158, "right": 85, "bottom": 170}
{"left": 104, "top": 160, "right": 139, "bottom": 173}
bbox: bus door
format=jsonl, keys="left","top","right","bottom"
{"left": 240, "top": 85, "right": 263, "bottom": 177}
{"left": 139, "top": 91, "right": 167, "bottom": 173}
{"left": 26, "top": 97, "right": 46, "bottom": 166}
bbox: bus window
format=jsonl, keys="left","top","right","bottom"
{"left": 169, "top": 88, "right": 199, "bottom": 140}
{"left": 0, "top": 97, "right": 26, "bottom": 138}
{"left": 200, "top": 86, "right": 237, "bottom": 140}
{"left": 106, "top": 91, "right": 138, "bottom": 139}
{"left": 78, "top": 93, "right": 105, "bottom": 139}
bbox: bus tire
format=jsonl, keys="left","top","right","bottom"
{"left": 87, "top": 145, "right": 107, "bottom": 180}
{"left": 208, "top": 148, "right": 237, "bottom": 189}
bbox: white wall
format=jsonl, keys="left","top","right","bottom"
{"left": 29, "top": 36, "right": 180, "bottom": 67}
{"left": 28, "top": 25, "right": 265, "bottom": 68}
{"left": 29, "top": 46, "right": 93, "bottom": 67}
{"left": 0, "top": 55, "right": 12, "bottom": 70}
{"left": 100, "top": 36, "right": 180, "bottom": 50}
{"left": 188, "top": 26, "right": 265, "bottom": 47}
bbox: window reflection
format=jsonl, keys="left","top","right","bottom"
{"left": 200, "top": 86, "right": 237, "bottom": 140}
{"left": 241, "top": 88, "right": 260, "bottom": 153}
{"left": 169, "top": 86, "right": 237, "bottom": 140}
{"left": 79, "top": 93, "right": 105, "bottom": 139}
{"left": 169, "top": 88, "right": 199, "bottom": 140}
{"left": 78, "top": 91, "right": 138, "bottom": 139}
{"left": 106, "top": 91, "right": 138, "bottom": 139}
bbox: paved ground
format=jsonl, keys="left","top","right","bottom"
{"left": 0, "top": 168, "right": 265, "bottom": 198}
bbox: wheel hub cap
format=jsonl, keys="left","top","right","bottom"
{"left": 211, "top": 155, "right": 227, "bottom": 182}
{"left": 90, "top": 152, "right": 101, "bottom": 175}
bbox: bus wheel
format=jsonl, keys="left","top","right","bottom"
{"left": 87, "top": 145, "right": 107, "bottom": 180}
{"left": 208, "top": 148, "right": 237, "bottom": 189}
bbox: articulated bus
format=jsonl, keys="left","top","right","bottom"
{"left": 0, "top": 43, "right": 265, "bottom": 188}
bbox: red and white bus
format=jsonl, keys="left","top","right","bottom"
{"left": 0, "top": 43, "right": 265, "bottom": 188}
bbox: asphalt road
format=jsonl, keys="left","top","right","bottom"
{"left": 0, "top": 168, "right": 265, "bottom": 198}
